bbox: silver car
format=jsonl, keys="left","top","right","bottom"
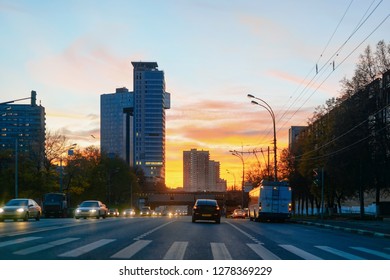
{"left": 75, "top": 200, "right": 108, "bottom": 219}
{"left": 0, "top": 198, "right": 42, "bottom": 222}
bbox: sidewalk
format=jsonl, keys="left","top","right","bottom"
{"left": 291, "top": 216, "right": 390, "bottom": 239}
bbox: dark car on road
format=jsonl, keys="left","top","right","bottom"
{"left": 192, "top": 199, "right": 221, "bottom": 224}
{"left": 0, "top": 198, "right": 42, "bottom": 222}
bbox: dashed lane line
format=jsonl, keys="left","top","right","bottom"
{"left": 247, "top": 243, "right": 281, "bottom": 260}
{"left": 225, "top": 221, "right": 263, "bottom": 244}
{"left": 133, "top": 220, "right": 176, "bottom": 241}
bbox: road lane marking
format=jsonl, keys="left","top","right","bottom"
{"left": 351, "top": 247, "right": 390, "bottom": 259}
{"left": 315, "top": 246, "right": 365, "bottom": 260}
{"left": 279, "top": 244, "right": 322, "bottom": 260}
{"left": 58, "top": 239, "right": 115, "bottom": 257}
{"left": 0, "top": 220, "right": 107, "bottom": 238}
{"left": 0, "top": 237, "right": 42, "bottom": 248}
{"left": 13, "top": 238, "right": 80, "bottom": 255}
{"left": 163, "top": 241, "right": 188, "bottom": 260}
{"left": 133, "top": 221, "right": 175, "bottom": 241}
{"left": 211, "top": 243, "right": 232, "bottom": 260}
{"left": 226, "top": 221, "right": 263, "bottom": 244}
{"left": 111, "top": 240, "right": 152, "bottom": 259}
{"left": 247, "top": 243, "right": 280, "bottom": 260}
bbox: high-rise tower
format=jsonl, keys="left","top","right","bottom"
{"left": 132, "top": 62, "right": 170, "bottom": 188}
{"left": 100, "top": 87, "right": 133, "bottom": 164}
{"left": 100, "top": 62, "right": 170, "bottom": 190}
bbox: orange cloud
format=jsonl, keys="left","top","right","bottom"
{"left": 164, "top": 98, "right": 310, "bottom": 188}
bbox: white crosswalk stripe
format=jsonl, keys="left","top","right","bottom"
{"left": 351, "top": 247, "right": 390, "bottom": 259}
{"left": 163, "top": 241, "right": 188, "bottom": 260}
{"left": 2, "top": 234, "right": 390, "bottom": 260}
{"left": 58, "top": 239, "right": 115, "bottom": 257}
{"left": 211, "top": 243, "right": 232, "bottom": 260}
{"left": 0, "top": 237, "right": 42, "bottom": 248}
{"left": 13, "top": 238, "right": 80, "bottom": 255}
{"left": 280, "top": 244, "right": 322, "bottom": 260}
{"left": 110, "top": 240, "right": 152, "bottom": 259}
{"left": 315, "top": 246, "right": 365, "bottom": 260}
{"left": 247, "top": 243, "right": 281, "bottom": 260}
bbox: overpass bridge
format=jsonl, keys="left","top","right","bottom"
{"left": 134, "top": 191, "right": 244, "bottom": 214}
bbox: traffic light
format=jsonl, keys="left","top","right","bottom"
{"left": 313, "top": 168, "right": 319, "bottom": 186}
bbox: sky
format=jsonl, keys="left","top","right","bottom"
{"left": 0, "top": 0, "right": 389, "bottom": 188}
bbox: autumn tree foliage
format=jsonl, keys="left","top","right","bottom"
{"left": 288, "top": 40, "right": 390, "bottom": 216}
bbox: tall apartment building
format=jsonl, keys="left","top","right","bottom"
{"left": 209, "top": 160, "right": 227, "bottom": 192}
{"left": 100, "top": 87, "right": 133, "bottom": 163}
{"left": 0, "top": 91, "right": 46, "bottom": 164}
{"left": 132, "top": 62, "right": 170, "bottom": 186}
{"left": 183, "top": 149, "right": 226, "bottom": 192}
{"left": 100, "top": 62, "right": 170, "bottom": 188}
{"left": 288, "top": 126, "right": 307, "bottom": 151}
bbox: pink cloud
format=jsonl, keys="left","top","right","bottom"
{"left": 27, "top": 36, "right": 143, "bottom": 94}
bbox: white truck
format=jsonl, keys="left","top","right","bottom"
{"left": 248, "top": 180, "right": 292, "bottom": 222}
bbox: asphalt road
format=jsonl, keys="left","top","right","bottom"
{"left": 1, "top": 216, "right": 389, "bottom": 260}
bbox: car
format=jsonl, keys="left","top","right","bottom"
{"left": 192, "top": 199, "right": 221, "bottom": 224}
{"left": 140, "top": 206, "right": 152, "bottom": 216}
{"left": 107, "top": 208, "right": 119, "bottom": 217}
{"left": 122, "top": 208, "right": 136, "bottom": 217}
{"left": 74, "top": 200, "right": 108, "bottom": 219}
{"left": 231, "top": 209, "right": 246, "bottom": 219}
{"left": 0, "top": 198, "right": 42, "bottom": 222}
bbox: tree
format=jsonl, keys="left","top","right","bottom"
{"left": 64, "top": 148, "right": 140, "bottom": 208}
{"left": 292, "top": 40, "right": 390, "bottom": 217}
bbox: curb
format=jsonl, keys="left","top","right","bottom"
{"left": 292, "top": 220, "right": 390, "bottom": 239}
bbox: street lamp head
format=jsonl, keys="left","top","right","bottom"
{"left": 247, "top": 94, "right": 255, "bottom": 98}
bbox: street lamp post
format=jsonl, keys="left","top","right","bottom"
{"left": 60, "top": 144, "right": 77, "bottom": 193}
{"left": 229, "top": 150, "right": 245, "bottom": 207}
{"left": 226, "top": 169, "right": 236, "bottom": 191}
{"left": 247, "top": 94, "right": 278, "bottom": 181}
{"left": 15, "top": 138, "right": 18, "bottom": 198}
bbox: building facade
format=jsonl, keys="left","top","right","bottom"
{"left": 100, "top": 87, "right": 133, "bottom": 164}
{"left": 0, "top": 90, "right": 46, "bottom": 164}
{"left": 132, "top": 62, "right": 170, "bottom": 187}
{"left": 100, "top": 62, "right": 170, "bottom": 189}
{"left": 183, "top": 149, "right": 226, "bottom": 192}
{"left": 288, "top": 126, "right": 307, "bottom": 151}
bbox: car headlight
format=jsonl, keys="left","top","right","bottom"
{"left": 0, "top": 208, "right": 4, "bottom": 213}
{"left": 75, "top": 209, "right": 81, "bottom": 213}
{"left": 17, "top": 208, "right": 25, "bottom": 213}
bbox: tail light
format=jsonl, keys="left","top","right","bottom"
{"left": 288, "top": 203, "right": 292, "bottom": 212}
{"left": 259, "top": 202, "right": 262, "bottom": 211}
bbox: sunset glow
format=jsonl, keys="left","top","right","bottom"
{"left": 1, "top": 0, "right": 388, "bottom": 188}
